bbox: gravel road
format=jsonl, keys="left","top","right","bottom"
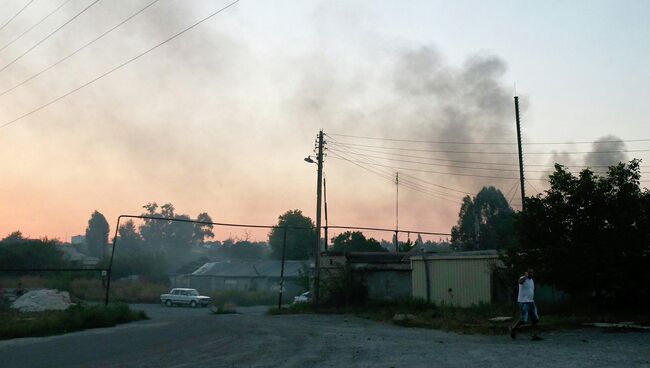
{"left": 0, "top": 303, "right": 648, "bottom": 367}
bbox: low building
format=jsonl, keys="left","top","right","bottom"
{"left": 321, "top": 251, "right": 412, "bottom": 301}
{"left": 188, "top": 260, "right": 308, "bottom": 298}
{"left": 411, "top": 250, "right": 501, "bottom": 307}
{"left": 58, "top": 245, "right": 99, "bottom": 268}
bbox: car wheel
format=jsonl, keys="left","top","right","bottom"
{"left": 165, "top": 300, "right": 173, "bottom": 307}
{"left": 190, "top": 301, "right": 197, "bottom": 308}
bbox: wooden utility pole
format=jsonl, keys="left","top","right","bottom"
{"left": 395, "top": 172, "right": 399, "bottom": 254}
{"left": 313, "top": 129, "right": 324, "bottom": 304}
{"left": 323, "top": 176, "right": 328, "bottom": 251}
{"left": 514, "top": 96, "right": 526, "bottom": 211}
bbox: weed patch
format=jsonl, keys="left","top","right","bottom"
{"left": 0, "top": 303, "right": 147, "bottom": 340}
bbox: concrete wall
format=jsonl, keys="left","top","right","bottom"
{"left": 412, "top": 255, "right": 498, "bottom": 307}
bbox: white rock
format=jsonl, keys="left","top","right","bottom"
{"left": 11, "top": 289, "right": 73, "bottom": 312}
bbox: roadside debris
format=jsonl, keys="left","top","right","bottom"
{"left": 11, "top": 289, "right": 73, "bottom": 312}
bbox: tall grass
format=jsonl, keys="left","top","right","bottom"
{"left": 69, "top": 279, "right": 168, "bottom": 303}
{"left": 0, "top": 303, "right": 147, "bottom": 340}
{"left": 208, "top": 290, "right": 277, "bottom": 307}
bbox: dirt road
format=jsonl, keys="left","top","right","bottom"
{"left": 0, "top": 304, "right": 648, "bottom": 367}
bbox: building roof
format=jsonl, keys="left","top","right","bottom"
{"left": 191, "top": 260, "right": 307, "bottom": 278}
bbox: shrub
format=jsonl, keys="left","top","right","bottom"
{"left": 0, "top": 303, "right": 147, "bottom": 340}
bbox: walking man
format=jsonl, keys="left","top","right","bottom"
{"left": 510, "top": 268, "right": 542, "bottom": 340}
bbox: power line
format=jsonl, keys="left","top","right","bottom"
{"left": 328, "top": 146, "right": 627, "bottom": 175}
{"left": 526, "top": 178, "right": 541, "bottom": 195}
{"left": 328, "top": 151, "right": 463, "bottom": 204}
{"left": 328, "top": 155, "right": 521, "bottom": 180}
{"left": 327, "top": 139, "right": 648, "bottom": 169}
{"left": 0, "top": 0, "right": 100, "bottom": 75}
{"left": 328, "top": 141, "right": 650, "bottom": 155}
{"left": 0, "top": 0, "right": 160, "bottom": 98}
{"left": 330, "top": 150, "right": 460, "bottom": 198}
{"left": 0, "top": 0, "right": 241, "bottom": 130}
{"left": 326, "top": 132, "right": 650, "bottom": 146}
{"left": 0, "top": 0, "right": 35, "bottom": 34}
{"left": 0, "top": 0, "right": 72, "bottom": 54}
{"left": 328, "top": 139, "right": 473, "bottom": 195}
{"left": 508, "top": 182, "right": 520, "bottom": 207}
{"left": 503, "top": 181, "right": 519, "bottom": 203}
{"left": 396, "top": 172, "right": 474, "bottom": 195}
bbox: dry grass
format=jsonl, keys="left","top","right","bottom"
{"left": 0, "top": 303, "right": 147, "bottom": 340}
{"left": 69, "top": 279, "right": 168, "bottom": 303}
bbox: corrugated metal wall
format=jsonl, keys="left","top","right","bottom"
{"left": 412, "top": 256, "right": 496, "bottom": 307}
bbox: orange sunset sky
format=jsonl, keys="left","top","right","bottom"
{"left": 1, "top": 1, "right": 648, "bottom": 243}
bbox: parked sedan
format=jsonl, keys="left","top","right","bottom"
{"left": 293, "top": 291, "right": 312, "bottom": 304}
{"left": 160, "top": 288, "right": 211, "bottom": 308}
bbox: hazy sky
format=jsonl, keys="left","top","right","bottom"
{"left": 0, "top": 0, "right": 648, "bottom": 242}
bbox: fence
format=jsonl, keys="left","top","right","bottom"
{"left": 1, "top": 214, "right": 450, "bottom": 309}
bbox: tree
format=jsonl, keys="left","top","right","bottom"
{"left": 0, "top": 238, "right": 69, "bottom": 272}
{"left": 138, "top": 202, "right": 214, "bottom": 256}
{"left": 268, "top": 210, "right": 316, "bottom": 260}
{"left": 330, "top": 231, "right": 386, "bottom": 252}
{"left": 1, "top": 231, "right": 24, "bottom": 243}
{"left": 451, "top": 186, "right": 515, "bottom": 251}
{"left": 193, "top": 212, "right": 215, "bottom": 244}
{"left": 117, "top": 220, "right": 142, "bottom": 255}
{"left": 85, "top": 211, "right": 110, "bottom": 258}
{"left": 503, "top": 160, "right": 650, "bottom": 305}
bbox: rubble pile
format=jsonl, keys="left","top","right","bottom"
{"left": 11, "top": 289, "right": 73, "bottom": 312}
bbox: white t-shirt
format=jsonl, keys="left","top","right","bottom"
{"left": 517, "top": 277, "right": 535, "bottom": 303}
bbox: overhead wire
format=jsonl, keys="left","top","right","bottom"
{"left": 0, "top": 0, "right": 72, "bottom": 54}
{"left": 327, "top": 141, "right": 650, "bottom": 155}
{"left": 326, "top": 142, "right": 647, "bottom": 169}
{"left": 0, "top": 0, "right": 101, "bottom": 75}
{"left": 0, "top": 0, "right": 161, "bottom": 98}
{"left": 508, "top": 182, "right": 520, "bottom": 207}
{"left": 328, "top": 154, "right": 522, "bottom": 180}
{"left": 326, "top": 132, "right": 650, "bottom": 146}
{"left": 328, "top": 135, "right": 473, "bottom": 195}
{"left": 329, "top": 146, "right": 464, "bottom": 198}
{"left": 327, "top": 143, "right": 465, "bottom": 201}
{"left": 526, "top": 178, "right": 541, "bottom": 195}
{"left": 328, "top": 151, "right": 463, "bottom": 204}
{"left": 0, "top": 0, "right": 35, "bottom": 34}
{"left": 328, "top": 141, "right": 632, "bottom": 174}
{"left": 0, "top": 0, "right": 241, "bottom": 130}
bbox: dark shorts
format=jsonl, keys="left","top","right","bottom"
{"left": 519, "top": 302, "right": 539, "bottom": 323}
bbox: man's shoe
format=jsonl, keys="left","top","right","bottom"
{"left": 509, "top": 327, "right": 516, "bottom": 340}
{"left": 531, "top": 335, "right": 543, "bottom": 341}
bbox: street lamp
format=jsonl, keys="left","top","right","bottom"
{"left": 304, "top": 156, "right": 315, "bottom": 164}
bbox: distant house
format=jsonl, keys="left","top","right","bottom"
{"left": 71, "top": 235, "right": 85, "bottom": 245}
{"left": 169, "top": 257, "right": 212, "bottom": 288}
{"left": 188, "top": 260, "right": 308, "bottom": 298}
{"left": 58, "top": 245, "right": 99, "bottom": 268}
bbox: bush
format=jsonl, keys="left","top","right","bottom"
{"left": 208, "top": 290, "right": 277, "bottom": 307}
{"left": 320, "top": 265, "right": 368, "bottom": 308}
{"left": 68, "top": 279, "right": 168, "bottom": 303}
{"left": 0, "top": 303, "right": 147, "bottom": 340}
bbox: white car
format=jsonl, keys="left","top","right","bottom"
{"left": 160, "top": 288, "right": 211, "bottom": 308}
{"left": 293, "top": 291, "right": 312, "bottom": 304}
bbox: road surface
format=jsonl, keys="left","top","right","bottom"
{"left": 0, "top": 303, "right": 648, "bottom": 367}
